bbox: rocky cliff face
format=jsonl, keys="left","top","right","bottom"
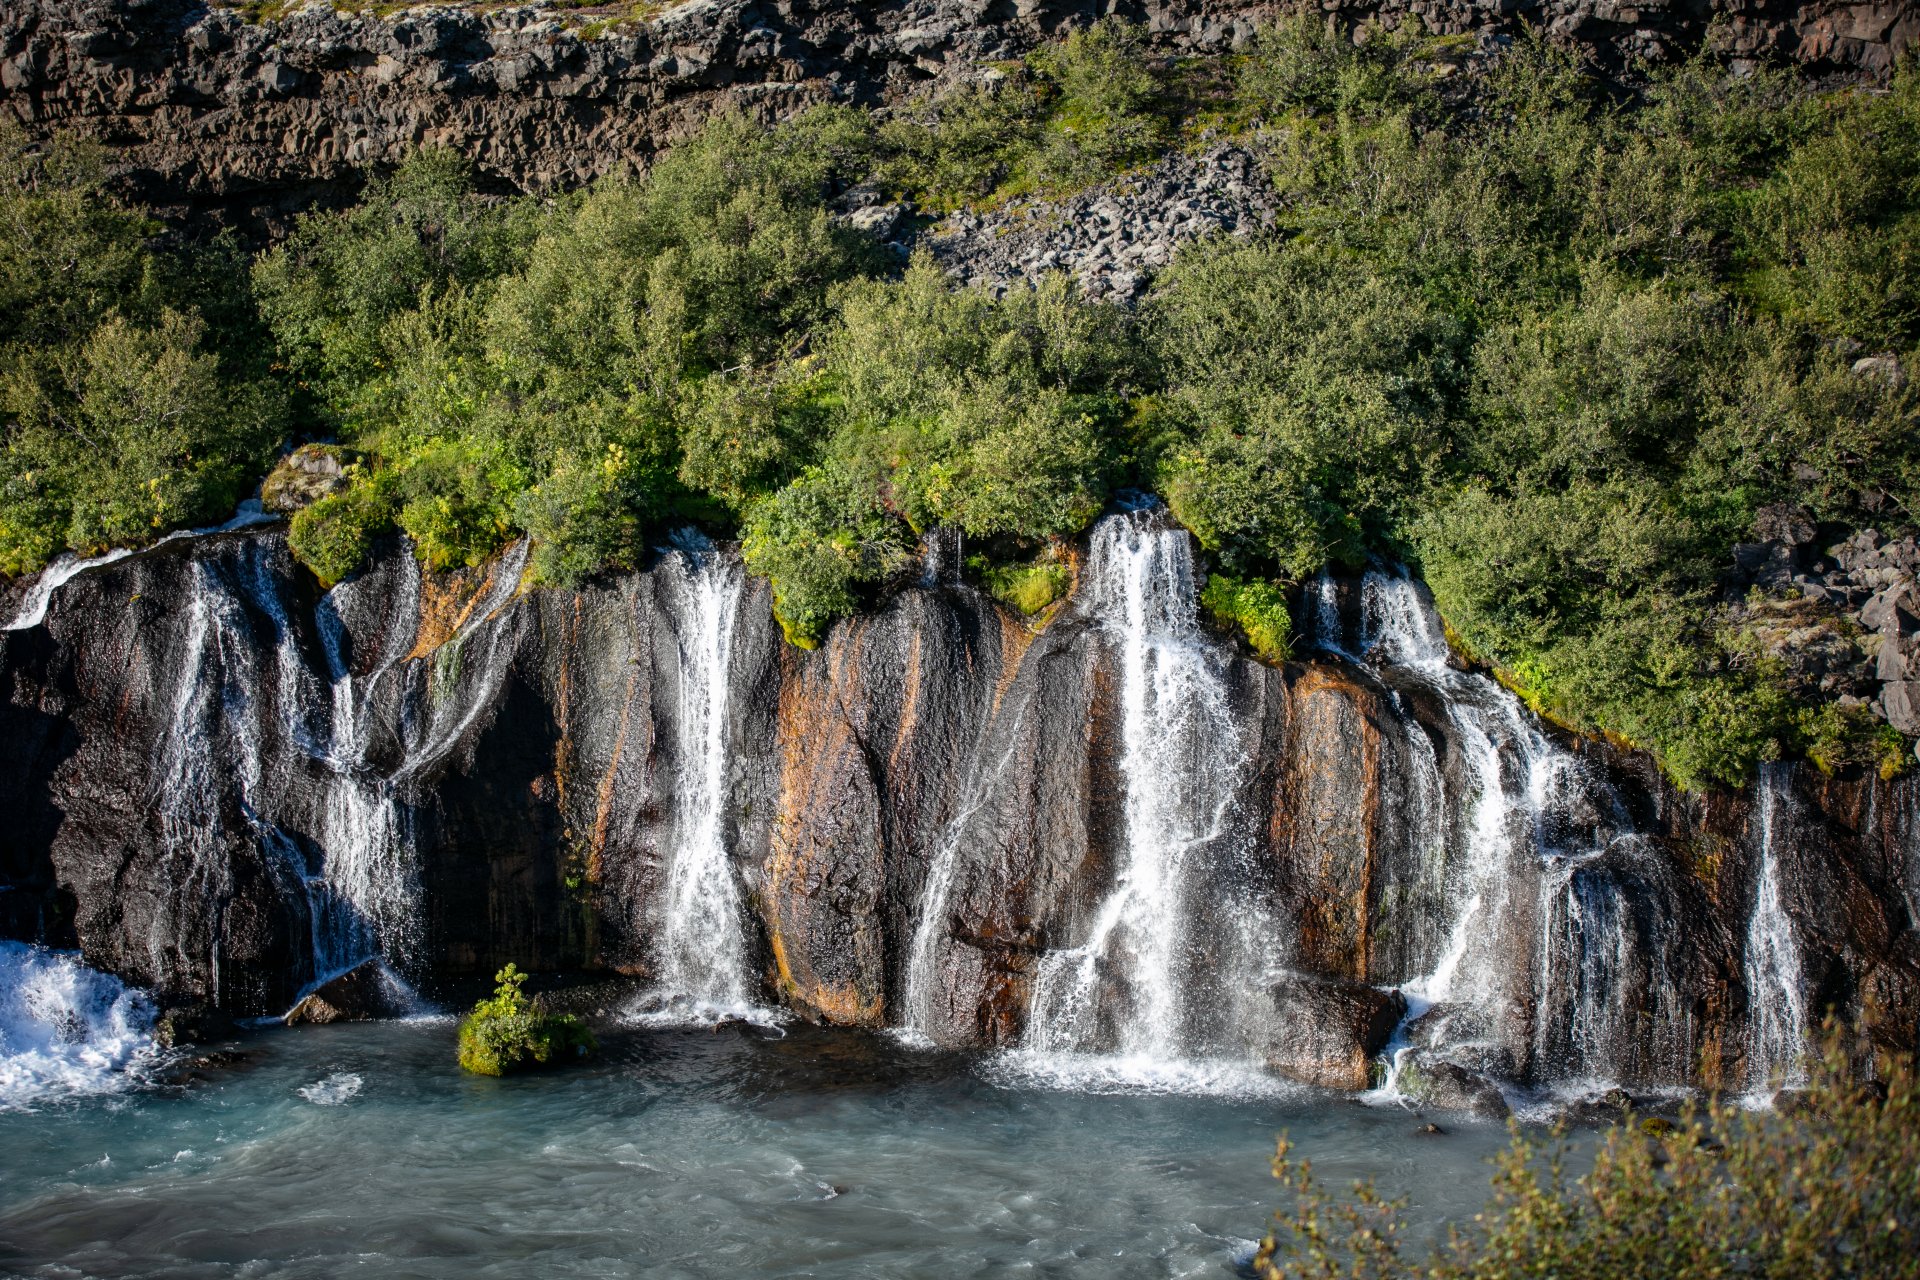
{"left": 2, "top": 518, "right": 1914, "bottom": 1099}
{"left": 3, "top": 0, "right": 1912, "bottom": 229}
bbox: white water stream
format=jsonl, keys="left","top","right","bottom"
{"left": 1007, "top": 506, "right": 1277, "bottom": 1092}
{"left": 1744, "top": 763, "right": 1808, "bottom": 1091}
{"left": 1327, "top": 572, "right": 1672, "bottom": 1100}
{"left": 633, "top": 532, "right": 770, "bottom": 1026}
{"left": 3, "top": 500, "right": 278, "bottom": 632}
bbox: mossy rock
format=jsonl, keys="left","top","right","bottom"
{"left": 456, "top": 964, "right": 599, "bottom": 1077}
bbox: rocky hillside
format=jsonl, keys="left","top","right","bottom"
{"left": 2, "top": 0, "right": 1912, "bottom": 228}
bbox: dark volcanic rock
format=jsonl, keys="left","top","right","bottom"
{"left": 0, "top": 523, "right": 1916, "bottom": 1098}
{"left": 1400, "top": 1051, "right": 1511, "bottom": 1118}
{"left": 283, "top": 959, "right": 409, "bottom": 1024}
{"left": 1259, "top": 973, "right": 1405, "bottom": 1090}
{"left": 0, "top": 0, "right": 1909, "bottom": 232}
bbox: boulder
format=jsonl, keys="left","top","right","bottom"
{"left": 153, "top": 1003, "right": 237, "bottom": 1048}
{"left": 283, "top": 960, "right": 409, "bottom": 1025}
{"left": 260, "top": 444, "right": 350, "bottom": 513}
{"left": 1398, "top": 1051, "right": 1511, "bottom": 1118}
{"left": 1259, "top": 974, "right": 1406, "bottom": 1090}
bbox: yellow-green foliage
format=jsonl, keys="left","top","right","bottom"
{"left": 1201, "top": 573, "right": 1291, "bottom": 662}
{"left": 976, "top": 555, "right": 1071, "bottom": 616}
{"left": 1254, "top": 1025, "right": 1920, "bottom": 1280}
{"left": 456, "top": 964, "right": 597, "bottom": 1077}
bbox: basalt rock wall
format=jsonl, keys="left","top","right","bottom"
{"left": 2, "top": 0, "right": 1911, "bottom": 231}
{"left": 1, "top": 527, "right": 1915, "bottom": 1094}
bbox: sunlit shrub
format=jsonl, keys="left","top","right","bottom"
{"left": 1253, "top": 1026, "right": 1920, "bottom": 1280}
{"left": 456, "top": 963, "right": 597, "bottom": 1077}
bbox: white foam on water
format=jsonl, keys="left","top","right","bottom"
{"left": 298, "top": 1072, "right": 364, "bottom": 1106}
{"left": 624, "top": 992, "right": 788, "bottom": 1034}
{"left": 986, "top": 1049, "right": 1299, "bottom": 1100}
{"left": 0, "top": 942, "right": 165, "bottom": 1112}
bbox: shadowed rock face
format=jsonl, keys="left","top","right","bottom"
{"left": 1, "top": 525, "right": 1915, "bottom": 1096}
{"left": 3, "top": 0, "right": 1910, "bottom": 231}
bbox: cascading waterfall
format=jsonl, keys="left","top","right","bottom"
{"left": 307, "top": 539, "right": 525, "bottom": 989}
{"left": 304, "top": 552, "right": 424, "bottom": 980}
{"left": 4, "top": 500, "right": 277, "bottom": 633}
{"left": 1333, "top": 571, "right": 1684, "bottom": 1097}
{"left": 1011, "top": 505, "right": 1269, "bottom": 1088}
{"left": 1744, "top": 764, "right": 1808, "bottom": 1091}
{"left": 635, "top": 531, "right": 762, "bottom": 1023}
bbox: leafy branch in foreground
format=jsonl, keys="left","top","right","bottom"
{"left": 1254, "top": 1024, "right": 1919, "bottom": 1280}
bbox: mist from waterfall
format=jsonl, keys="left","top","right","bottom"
{"left": 1007, "top": 504, "right": 1279, "bottom": 1093}
{"left": 1745, "top": 764, "right": 1808, "bottom": 1091}
{"left": 633, "top": 531, "right": 768, "bottom": 1026}
{"left": 0, "top": 941, "right": 164, "bottom": 1112}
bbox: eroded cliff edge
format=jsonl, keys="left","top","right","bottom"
{"left": 3, "top": 0, "right": 1912, "bottom": 228}
{"left": 1, "top": 525, "right": 1914, "bottom": 1095}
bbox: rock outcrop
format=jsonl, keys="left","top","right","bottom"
{"left": 1, "top": 0, "right": 1912, "bottom": 231}
{"left": 926, "top": 143, "right": 1281, "bottom": 303}
{"left": 0, "top": 519, "right": 1914, "bottom": 1097}
{"left": 1726, "top": 496, "right": 1920, "bottom": 739}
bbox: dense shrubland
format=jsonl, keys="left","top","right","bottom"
{"left": 2, "top": 17, "right": 1916, "bottom": 786}
{"left": 0, "top": 126, "right": 285, "bottom": 576}
{"left": 1253, "top": 1028, "right": 1920, "bottom": 1280}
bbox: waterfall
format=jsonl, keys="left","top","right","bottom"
{"left": 0, "top": 941, "right": 163, "bottom": 1112}
{"left": 313, "top": 540, "right": 523, "bottom": 988}
{"left": 1337, "top": 571, "right": 1677, "bottom": 1097}
{"left": 635, "top": 531, "right": 763, "bottom": 1024}
{"left": 1745, "top": 764, "right": 1808, "bottom": 1090}
{"left": 1011, "top": 504, "right": 1270, "bottom": 1090}
{"left": 4, "top": 500, "right": 277, "bottom": 633}
{"left": 920, "top": 526, "right": 964, "bottom": 587}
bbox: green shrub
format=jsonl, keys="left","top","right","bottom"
{"left": 0, "top": 125, "right": 284, "bottom": 575}
{"left": 1201, "top": 573, "right": 1292, "bottom": 662}
{"left": 874, "top": 19, "right": 1174, "bottom": 206}
{"left": 875, "top": 74, "right": 1046, "bottom": 211}
{"left": 1254, "top": 1026, "right": 1920, "bottom": 1280}
{"left": 973, "top": 554, "right": 1071, "bottom": 617}
{"left": 740, "top": 461, "right": 916, "bottom": 648}
{"left": 1147, "top": 239, "right": 1463, "bottom": 578}
{"left": 288, "top": 476, "right": 395, "bottom": 586}
{"left": 456, "top": 964, "right": 597, "bottom": 1077}
{"left": 824, "top": 257, "right": 1133, "bottom": 542}
{"left": 1027, "top": 19, "right": 1169, "bottom": 189}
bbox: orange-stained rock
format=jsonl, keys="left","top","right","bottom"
{"left": 1268, "top": 665, "right": 1396, "bottom": 983}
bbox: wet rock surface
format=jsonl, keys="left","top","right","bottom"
{"left": 282, "top": 959, "right": 410, "bottom": 1024}
{"left": 1, "top": 1, "right": 1909, "bottom": 231}
{"left": 1258, "top": 973, "right": 1405, "bottom": 1089}
{"left": 0, "top": 523, "right": 1915, "bottom": 1100}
